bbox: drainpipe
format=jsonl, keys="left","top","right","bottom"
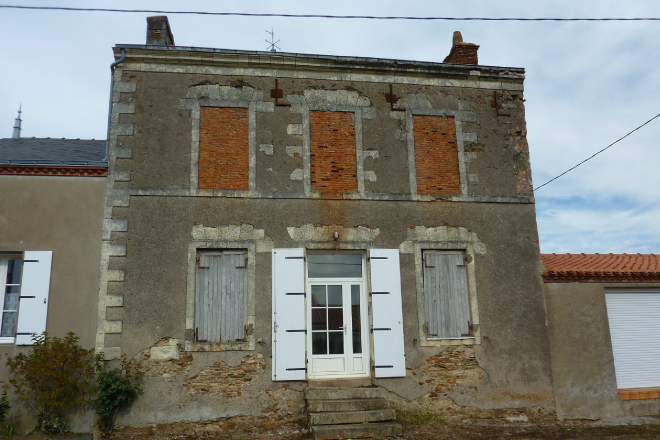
{"left": 105, "top": 48, "right": 126, "bottom": 163}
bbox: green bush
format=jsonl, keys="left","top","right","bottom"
{"left": 0, "top": 389, "right": 10, "bottom": 424}
{"left": 5, "top": 332, "right": 98, "bottom": 435}
{"left": 95, "top": 354, "right": 144, "bottom": 437}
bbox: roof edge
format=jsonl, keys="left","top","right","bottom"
{"left": 113, "top": 45, "right": 525, "bottom": 82}
{"left": 543, "top": 270, "right": 660, "bottom": 283}
{"left": 0, "top": 164, "right": 107, "bottom": 177}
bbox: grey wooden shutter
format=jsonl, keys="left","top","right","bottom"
{"left": 196, "top": 251, "right": 248, "bottom": 343}
{"left": 423, "top": 251, "right": 470, "bottom": 339}
{"left": 272, "top": 248, "right": 306, "bottom": 381}
{"left": 15, "top": 251, "right": 52, "bottom": 345}
{"left": 370, "top": 249, "right": 406, "bottom": 378}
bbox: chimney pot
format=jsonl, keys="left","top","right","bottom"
{"left": 146, "top": 16, "right": 175, "bottom": 46}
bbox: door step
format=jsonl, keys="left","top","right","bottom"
{"left": 306, "top": 386, "right": 402, "bottom": 439}
{"left": 311, "top": 422, "right": 402, "bottom": 440}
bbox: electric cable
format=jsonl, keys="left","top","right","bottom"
{"left": 0, "top": 5, "right": 659, "bottom": 21}
{"left": 534, "top": 113, "right": 660, "bottom": 191}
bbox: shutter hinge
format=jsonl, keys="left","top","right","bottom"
{"left": 286, "top": 367, "right": 307, "bottom": 371}
{"left": 196, "top": 254, "right": 209, "bottom": 269}
{"left": 370, "top": 291, "right": 389, "bottom": 296}
{"left": 422, "top": 257, "right": 435, "bottom": 268}
{"left": 461, "top": 321, "right": 473, "bottom": 337}
{"left": 286, "top": 329, "right": 307, "bottom": 333}
{"left": 368, "top": 256, "right": 387, "bottom": 261}
{"left": 195, "top": 327, "right": 208, "bottom": 342}
{"left": 371, "top": 327, "right": 391, "bottom": 333}
{"left": 236, "top": 256, "right": 247, "bottom": 269}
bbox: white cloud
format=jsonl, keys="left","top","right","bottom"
{"left": 1, "top": 0, "right": 659, "bottom": 253}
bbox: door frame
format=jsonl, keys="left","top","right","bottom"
{"left": 305, "top": 252, "right": 371, "bottom": 379}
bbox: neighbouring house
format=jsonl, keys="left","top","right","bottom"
{"left": 0, "top": 112, "right": 107, "bottom": 431}
{"left": 96, "top": 16, "right": 555, "bottom": 434}
{"left": 542, "top": 253, "right": 660, "bottom": 420}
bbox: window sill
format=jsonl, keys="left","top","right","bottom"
{"left": 185, "top": 339, "right": 255, "bottom": 352}
{"left": 420, "top": 337, "right": 478, "bottom": 347}
{"left": 0, "top": 337, "right": 15, "bottom": 345}
{"left": 619, "top": 388, "right": 660, "bottom": 401}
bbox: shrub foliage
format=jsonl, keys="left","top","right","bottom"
{"left": 5, "top": 332, "right": 97, "bottom": 435}
{"left": 95, "top": 355, "right": 144, "bottom": 437}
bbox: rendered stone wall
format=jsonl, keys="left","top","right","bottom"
{"left": 99, "top": 53, "right": 551, "bottom": 427}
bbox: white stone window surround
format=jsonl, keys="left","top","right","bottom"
{"left": 400, "top": 226, "right": 485, "bottom": 347}
{"left": 390, "top": 95, "right": 476, "bottom": 197}
{"left": 178, "top": 85, "right": 275, "bottom": 197}
{"left": 185, "top": 224, "right": 274, "bottom": 352}
{"left": 286, "top": 90, "right": 376, "bottom": 197}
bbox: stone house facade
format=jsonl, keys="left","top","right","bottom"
{"left": 99, "top": 16, "right": 553, "bottom": 426}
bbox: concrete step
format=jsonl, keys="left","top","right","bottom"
{"left": 306, "top": 387, "right": 386, "bottom": 401}
{"left": 310, "top": 421, "right": 402, "bottom": 440}
{"left": 310, "top": 408, "right": 396, "bottom": 425}
{"left": 308, "top": 397, "right": 389, "bottom": 413}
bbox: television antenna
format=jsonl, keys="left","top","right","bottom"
{"left": 265, "top": 27, "right": 280, "bottom": 52}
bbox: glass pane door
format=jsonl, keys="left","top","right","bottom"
{"left": 308, "top": 281, "right": 369, "bottom": 378}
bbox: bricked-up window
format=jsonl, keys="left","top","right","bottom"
{"left": 414, "top": 116, "right": 460, "bottom": 195}
{"left": 199, "top": 107, "right": 248, "bottom": 191}
{"left": 310, "top": 111, "right": 357, "bottom": 193}
{"left": 196, "top": 250, "right": 248, "bottom": 344}
{"left": 422, "top": 250, "right": 471, "bottom": 339}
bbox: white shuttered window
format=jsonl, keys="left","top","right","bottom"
{"left": 423, "top": 250, "right": 470, "bottom": 339}
{"left": 196, "top": 250, "right": 248, "bottom": 343}
{"left": 271, "top": 248, "right": 306, "bottom": 381}
{"left": 605, "top": 290, "right": 660, "bottom": 390}
{"left": 1, "top": 251, "right": 53, "bottom": 345}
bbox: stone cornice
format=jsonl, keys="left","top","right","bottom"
{"left": 113, "top": 45, "right": 525, "bottom": 84}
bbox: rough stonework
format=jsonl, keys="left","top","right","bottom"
{"left": 418, "top": 346, "right": 484, "bottom": 398}
{"left": 184, "top": 355, "right": 266, "bottom": 398}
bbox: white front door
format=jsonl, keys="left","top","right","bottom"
{"left": 306, "top": 254, "right": 370, "bottom": 378}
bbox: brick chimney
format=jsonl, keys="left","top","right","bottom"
{"left": 443, "top": 31, "right": 479, "bottom": 65}
{"left": 146, "top": 16, "right": 175, "bottom": 46}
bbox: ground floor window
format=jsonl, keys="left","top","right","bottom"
{"left": 0, "top": 251, "right": 52, "bottom": 345}
{"left": 195, "top": 250, "right": 248, "bottom": 344}
{"left": 422, "top": 250, "right": 471, "bottom": 340}
{"left": 605, "top": 289, "right": 660, "bottom": 399}
{"left": 0, "top": 258, "right": 22, "bottom": 341}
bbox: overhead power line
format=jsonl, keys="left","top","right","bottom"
{"left": 534, "top": 113, "right": 660, "bottom": 191}
{"left": 0, "top": 5, "right": 659, "bottom": 21}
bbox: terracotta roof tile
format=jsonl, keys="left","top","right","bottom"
{"left": 541, "top": 253, "right": 660, "bottom": 283}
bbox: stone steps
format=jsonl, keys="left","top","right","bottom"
{"left": 310, "top": 421, "right": 402, "bottom": 439}
{"left": 310, "top": 408, "right": 396, "bottom": 425}
{"left": 309, "top": 397, "right": 389, "bottom": 413}
{"left": 306, "top": 385, "right": 402, "bottom": 439}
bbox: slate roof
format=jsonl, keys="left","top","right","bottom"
{"left": 0, "top": 137, "right": 106, "bottom": 166}
{"left": 541, "top": 253, "right": 660, "bottom": 283}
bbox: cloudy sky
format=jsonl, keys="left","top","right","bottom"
{"left": 1, "top": 1, "right": 658, "bottom": 254}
